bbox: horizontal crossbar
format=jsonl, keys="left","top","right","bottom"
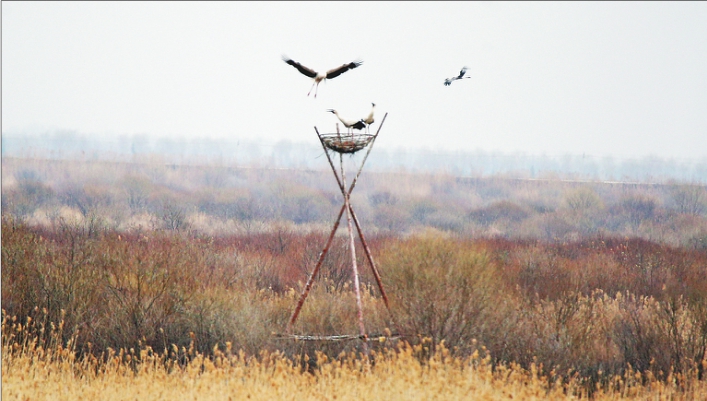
{"left": 272, "top": 333, "right": 401, "bottom": 342}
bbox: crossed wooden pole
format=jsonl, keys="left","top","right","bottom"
{"left": 285, "top": 113, "right": 395, "bottom": 352}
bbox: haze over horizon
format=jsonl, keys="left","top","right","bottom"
{"left": 3, "top": 2, "right": 707, "bottom": 161}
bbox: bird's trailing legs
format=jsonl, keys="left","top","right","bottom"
{"left": 307, "top": 82, "right": 315, "bottom": 97}
{"left": 307, "top": 81, "right": 319, "bottom": 98}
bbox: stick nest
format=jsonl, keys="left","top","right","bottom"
{"left": 320, "top": 133, "right": 375, "bottom": 154}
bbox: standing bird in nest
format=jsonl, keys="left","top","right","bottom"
{"left": 363, "top": 103, "right": 375, "bottom": 133}
{"left": 444, "top": 66, "right": 471, "bottom": 86}
{"left": 282, "top": 56, "right": 363, "bottom": 98}
{"left": 328, "top": 109, "right": 366, "bottom": 136}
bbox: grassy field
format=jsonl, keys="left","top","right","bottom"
{"left": 3, "top": 156, "right": 707, "bottom": 399}
{"left": 4, "top": 314, "right": 706, "bottom": 401}
{"left": 3, "top": 218, "right": 707, "bottom": 399}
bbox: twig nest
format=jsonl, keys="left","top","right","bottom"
{"left": 320, "top": 133, "right": 375, "bottom": 154}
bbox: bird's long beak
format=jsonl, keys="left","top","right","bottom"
{"left": 326, "top": 109, "right": 335, "bottom": 113}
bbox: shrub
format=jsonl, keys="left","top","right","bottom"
{"left": 467, "top": 200, "right": 530, "bottom": 227}
{"left": 1, "top": 217, "right": 105, "bottom": 346}
{"left": 379, "top": 232, "right": 504, "bottom": 354}
{"left": 2, "top": 174, "right": 55, "bottom": 219}
{"left": 669, "top": 183, "right": 707, "bottom": 216}
{"left": 614, "top": 194, "right": 659, "bottom": 233}
{"left": 122, "top": 174, "right": 152, "bottom": 214}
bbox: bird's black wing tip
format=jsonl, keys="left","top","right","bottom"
{"left": 352, "top": 120, "right": 366, "bottom": 130}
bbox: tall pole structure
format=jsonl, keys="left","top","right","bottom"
{"left": 284, "top": 114, "right": 395, "bottom": 352}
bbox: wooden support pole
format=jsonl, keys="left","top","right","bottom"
{"left": 340, "top": 152, "right": 368, "bottom": 355}
{"left": 348, "top": 207, "right": 389, "bottom": 309}
{"left": 286, "top": 204, "right": 345, "bottom": 333}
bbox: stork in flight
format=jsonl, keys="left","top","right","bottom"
{"left": 327, "top": 109, "right": 366, "bottom": 136}
{"left": 282, "top": 56, "right": 363, "bottom": 98}
{"left": 444, "top": 66, "right": 471, "bottom": 86}
{"left": 363, "top": 103, "right": 375, "bottom": 133}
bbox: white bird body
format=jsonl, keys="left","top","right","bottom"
{"left": 328, "top": 109, "right": 366, "bottom": 135}
{"left": 444, "top": 66, "right": 471, "bottom": 86}
{"left": 283, "top": 56, "right": 363, "bottom": 98}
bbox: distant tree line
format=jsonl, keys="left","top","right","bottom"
{"left": 2, "top": 155, "right": 706, "bottom": 248}
{"left": 3, "top": 130, "right": 707, "bottom": 182}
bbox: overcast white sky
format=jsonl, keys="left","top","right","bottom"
{"left": 3, "top": 1, "right": 707, "bottom": 160}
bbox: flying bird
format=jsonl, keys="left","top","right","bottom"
{"left": 363, "top": 103, "right": 375, "bottom": 133}
{"left": 327, "top": 109, "right": 366, "bottom": 135}
{"left": 282, "top": 56, "right": 363, "bottom": 98}
{"left": 444, "top": 66, "right": 471, "bottom": 86}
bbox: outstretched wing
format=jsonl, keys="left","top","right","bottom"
{"left": 325, "top": 60, "right": 363, "bottom": 79}
{"left": 457, "top": 66, "right": 468, "bottom": 79}
{"left": 282, "top": 56, "right": 318, "bottom": 78}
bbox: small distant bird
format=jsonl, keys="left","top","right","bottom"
{"left": 327, "top": 109, "right": 366, "bottom": 135}
{"left": 363, "top": 103, "right": 375, "bottom": 133}
{"left": 282, "top": 56, "right": 363, "bottom": 98}
{"left": 444, "top": 66, "right": 470, "bottom": 86}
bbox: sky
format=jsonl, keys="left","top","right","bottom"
{"left": 3, "top": 1, "right": 707, "bottom": 161}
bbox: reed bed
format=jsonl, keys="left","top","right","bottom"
{"left": 3, "top": 313, "right": 707, "bottom": 401}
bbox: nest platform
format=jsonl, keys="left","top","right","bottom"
{"left": 319, "top": 133, "right": 375, "bottom": 154}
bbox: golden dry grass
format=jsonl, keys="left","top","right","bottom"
{"left": 3, "top": 321, "right": 706, "bottom": 401}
